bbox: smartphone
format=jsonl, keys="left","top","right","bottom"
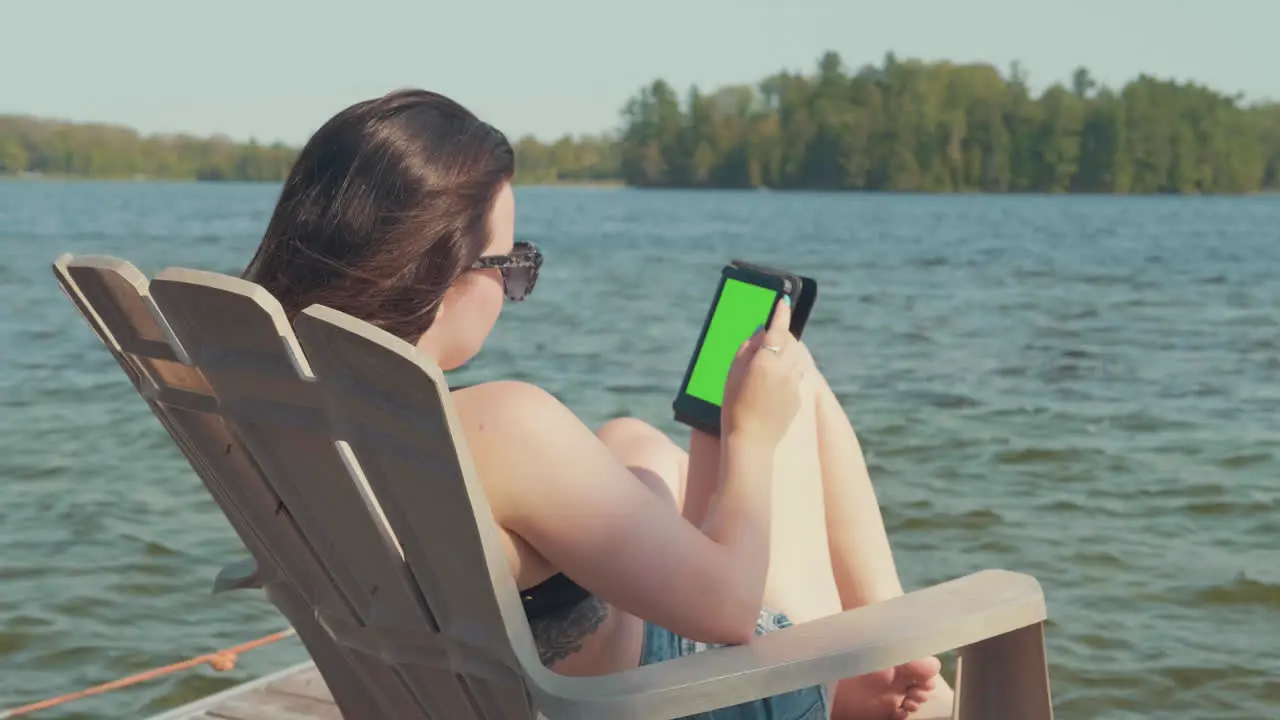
{"left": 672, "top": 262, "right": 818, "bottom": 435}
{"left": 729, "top": 259, "right": 819, "bottom": 339}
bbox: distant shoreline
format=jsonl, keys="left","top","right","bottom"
{"left": 0, "top": 173, "right": 628, "bottom": 188}
{"left": 6, "top": 50, "right": 1280, "bottom": 194}
{"left": 5, "top": 173, "right": 1279, "bottom": 197}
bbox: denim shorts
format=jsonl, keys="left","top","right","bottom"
{"left": 639, "top": 608, "right": 830, "bottom": 720}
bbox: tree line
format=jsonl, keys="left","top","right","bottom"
{"left": 0, "top": 115, "right": 297, "bottom": 181}
{"left": 616, "top": 52, "right": 1280, "bottom": 193}
{"left": 4, "top": 51, "right": 1279, "bottom": 193}
{"left": 0, "top": 112, "right": 618, "bottom": 184}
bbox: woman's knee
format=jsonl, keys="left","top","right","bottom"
{"left": 596, "top": 417, "right": 676, "bottom": 453}
{"left": 596, "top": 417, "right": 687, "bottom": 506}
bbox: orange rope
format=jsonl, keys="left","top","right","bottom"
{"left": 0, "top": 628, "right": 298, "bottom": 718}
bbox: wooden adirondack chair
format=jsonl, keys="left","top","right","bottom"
{"left": 53, "top": 253, "right": 1055, "bottom": 720}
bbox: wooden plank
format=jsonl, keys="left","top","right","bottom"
{"left": 200, "top": 685, "right": 341, "bottom": 720}
{"left": 265, "top": 666, "right": 334, "bottom": 703}
{"left": 146, "top": 664, "right": 328, "bottom": 720}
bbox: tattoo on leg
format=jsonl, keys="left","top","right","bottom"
{"left": 529, "top": 597, "right": 610, "bottom": 666}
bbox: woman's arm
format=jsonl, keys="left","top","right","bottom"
{"left": 477, "top": 380, "right": 771, "bottom": 645}
{"left": 480, "top": 302, "right": 804, "bottom": 646}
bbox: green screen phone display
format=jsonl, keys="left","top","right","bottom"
{"left": 685, "top": 278, "right": 780, "bottom": 406}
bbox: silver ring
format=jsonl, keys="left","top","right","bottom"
{"left": 762, "top": 344, "right": 782, "bottom": 354}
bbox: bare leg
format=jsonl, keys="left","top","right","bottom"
{"left": 811, "top": 369, "right": 904, "bottom": 605}
{"left": 805, "top": 364, "right": 955, "bottom": 717}
{"left": 595, "top": 417, "right": 686, "bottom": 510}
{"left": 678, "top": 363, "right": 911, "bottom": 609}
{"left": 598, "top": 392, "right": 940, "bottom": 719}
{"left": 600, "top": 410, "right": 841, "bottom": 624}
{"left": 752, "top": 375, "right": 845, "bottom": 625}
{"left": 684, "top": 429, "right": 720, "bottom": 526}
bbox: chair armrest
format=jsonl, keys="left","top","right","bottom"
{"left": 531, "top": 569, "right": 1046, "bottom": 720}
{"left": 212, "top": 556, "right": 270, "bottom": 594}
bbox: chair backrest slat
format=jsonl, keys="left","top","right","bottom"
{"left": 143, "top": 266, "right": 540, "bottom": 719}
{"left": 294, "top": 306, "right": 545, "bottom": 719}
{"left": 54, "top": 256, "right": 422, "bottom": 718}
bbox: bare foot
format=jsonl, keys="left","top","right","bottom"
{"left": 833, "top": 656, "right": 942, "bottom": 720}
{"left": 901, "top": 675, "right": 955, "bottom": 720}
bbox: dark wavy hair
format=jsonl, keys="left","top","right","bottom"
{"left": 244, "top": 89, "right": 515, "bottom": 341}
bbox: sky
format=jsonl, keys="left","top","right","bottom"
{"left": 3, "top": 0, "right": 1277, "bottom": 146}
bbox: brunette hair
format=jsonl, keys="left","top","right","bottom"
{"left": 244, "top": 89, "right": 515, "bottom": 341}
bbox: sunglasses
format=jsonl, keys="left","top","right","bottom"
{"left": 471, "top": 240, "right": 542, "bottom": 301}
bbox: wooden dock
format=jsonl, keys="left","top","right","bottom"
{"left": 148, "top": 663, "right": 339, "bottom": 720}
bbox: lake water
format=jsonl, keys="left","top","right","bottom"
{"left": 0, "top": 181, "right": 1277, "bottom": 719}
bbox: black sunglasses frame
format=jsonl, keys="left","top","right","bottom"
{"left": 471, "top": 240, "right": 543, "bottom": 301}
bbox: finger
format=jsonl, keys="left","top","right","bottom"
{"left": 730, "top": 327, "right": 765, "bottom": 373}
{"left": 768, "top": 295, "right": 792, "bottom": 335}
{"left": 776, "top": 337, "right": 806, "bottom": 374}
{"left": 763, "top": 300, "right": 793, "bottom": 351}
{"left": 742, "top": 323, "right": 767, "bottom": 356}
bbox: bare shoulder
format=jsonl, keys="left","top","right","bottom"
{"left": 447, "top": 381, "right": 585, "bottom": 580}
{"left": 449, "top": 380, "right": 584, "bottom": 504}
{"left": 453, "top": 378, "right": 555, "bottom": 406}
{"left": 451, "top": 380, "right": 572, "bottom": 434}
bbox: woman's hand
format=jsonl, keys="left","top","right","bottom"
{"left": 721, "top": 297, "right": 805, "bottom": 447}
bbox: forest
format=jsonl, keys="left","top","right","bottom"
{"left": 0, "top": 114, "right": 297, "bottom": 182}
{"left": 4, "top": 51, "right": 1279, "bottom": 193}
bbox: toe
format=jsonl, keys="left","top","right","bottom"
{"left": 836, "top": 668, "right": 912, "bottom": 719}
{"left": 897, "top": 656, "right": 942, "bottom": 686}
{"left": 906, "top": 687, "right": 930, "bottom": 704}
{"left": 901, "top": 698, "right": 922, "bottom": 713}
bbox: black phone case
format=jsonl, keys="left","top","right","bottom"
{"left": 728, "top": 259, "right": 819, "bottom": 339}
{"left": 672, "top": 261, "right": 820, "bottom": 436}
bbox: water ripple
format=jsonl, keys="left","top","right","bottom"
{"left": 0, "top": 184, "right": 1277, "bottom": 717}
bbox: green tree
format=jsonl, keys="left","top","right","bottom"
{"left": 612, "top": 51, "right": 1275, "bottom": 194}
{"left": 0, "top": 137, "right": 28, "bottom": 173}
{"left": 7, "top": 53, "right": 1277, "bottom": 194}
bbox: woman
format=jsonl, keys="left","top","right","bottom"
{"left": 244, "top": 89, "right": 952, "bottom": 720}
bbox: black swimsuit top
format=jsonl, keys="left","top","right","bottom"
{"left": 449, "top": 383, "right": 594, "bottom": 621}
{"left": 520, "top": 572, "right": 593, "bottom": 620}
